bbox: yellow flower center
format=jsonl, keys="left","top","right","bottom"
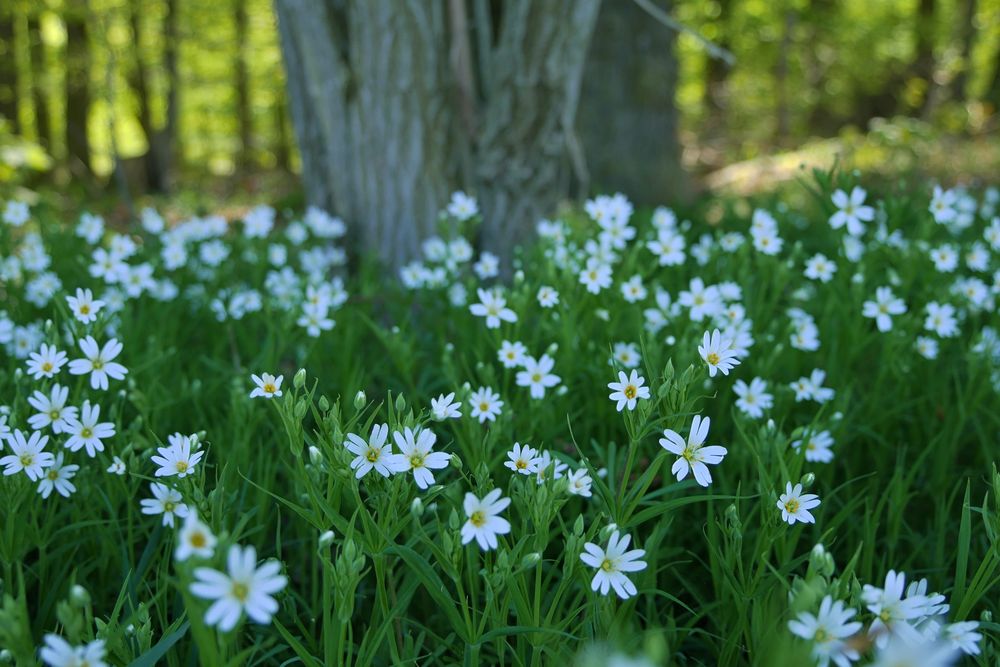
{"left": 42, "top": 361, "right": 53, "bottom": 372}
{"left": 263, "top": 383, "right": 276, "bottom": 393}
{"left": 624, "top": 385, "right": 637, "bottom": 400}
{"left": 47, "top": 469, "right": 59, "bottom": 480}
{"left": 784, "top": 499, "right": 800, "bottom": 514}
{"left": 409, "top": 452, "right": 425, "bottom": 468}
{"left": 879, "top": 609, "right": 892, "bottom": 623}
{"left": 80, "top": 304, "right": 90, "bottom": 314}
{"left": 81, "top": 427, "right": 93, "bottom": 439}
{"left": 516, "top": 460, "right": 527, "bottom": 470}
{"left": 366, "top": 447, "right": 380, "bottom": 463}
{"left": 682, "top": 447, "right": 695, "bottom": 462}
{"left": 532, "top": 373, "right": 542, "bottom": 382}
{"left": 49, "top": 409, "right": 60, "bottom": 420}
{"left": 176, "top": 461, "right": 189, "bottom": 473}
{"left": 600, "top": 558, "right": 614, "bottom": 572}
{"left": 814, "top": 628, "right": 829, "bottom": 643}
{"left": 707, "top": 352, "right": 720, "bottom": 365}
{"left": 20, "top": 454, "right": 33, "bottom": 466}
{"left": 479, "top": 402, "right": 489, "bottom": 412}
{"left": 470, "top": 510, "right": 486, "bottom": 527}
{"left": 232, "top": 582, "right": 249, "bottom": 602}
{"left": 92, "top": 359, "right": 104, "bottom": 370}
{"left": 164, "top": 501, "right": 176, "bottom": 513}
{"left": 190, "top": 531, "right": 207, "bottom": 548}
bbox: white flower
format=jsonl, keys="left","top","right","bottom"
{"left": 447, "top": 191, "right": 478, "bottom": 220}
{"left": 608, "top": 370, "right": 650, "bottom": 412}
{"left": 461, "top": 489, "right": 511, "bottom": 551}
{"left": 611, "top": 341, "right": 641, "bottom": 369}
{"left": 699, "top": 328, "right": 741, "bottom": 377}
{"left": 39, "top": 635, "right": 108, "bottom": 667}
{"left": 620, "top": 275, "right": 647, "bottom": 303}
{"left": 787, "top": 595, "right": 863, "bottom": 667}
{"left": 777, "top": 482, "right": 820, "bottom": 525}
{"left": 733, "top": 377, "right": 772, "bottom": 419}
{"left": 430, "top": 393, "right": 462, "bottom": 420}
{"left": 944, "top": 621, "right": 981, "bottom": 656}
{"left": 37, "top": 452, "right": 79, "bottom": 499}
{"left": 580, "top": 530, "right": 647, "bottom": 599}
{"left": 3, "top": 200, "right": 29, "bottom": 226}
{"left": 804, "top": 253, "right": 837, "bottom": 283}
{"left": 916, "top": 336, "right": 939, "bottom": 359}
{"left": 66, "top": 288, "right": 105, "bottom": 324}
{"left": 862, "top": 570, "right": 931, "bottom": 648}
{"left": 140, "top": 482, "right": 189, "bottom": 527}
{"left": 26, "top": 343, "right": 68, "bottom": 379}
{"left": 792, "top": 430, "right": 835, "bottom": 463}
{"left": 1, "top": 429, "right": 54, "bottom": 480}
{"left": 505, "top": 442, "right": 543, "bottom": 475}
{"left": 469, "top": 288, "right": 517, "bottom": 329}
{"left": 647, "top": 229, "right": 686, "bottom": 266}
{"left": 579, "top": 258, "right": 613, "bottom": 294}
{"left": 344, "top": 423, "right": 406, "bottom": 479}
{"left": 515, "top": 354, "right": 561, "bottom": 399}
{"left": 679, "top": 278, "right": 723, "bottom": 322}
{"left": 924, "top": 302, "right": 958, "bottom": 338}
{"left": 107, "top": 455, "right": 126, "bottom": 475}
{"left": 537, "top": 285, "right": 559, "bottom": 308}
{"left": 27, "top": 384, "right": 77, "bottom": 434}
{"left": 393, "top": 427, "right": 450, "bottom": 489}
{"left": 250, "top": 373, "right": 284, "bottom": 399}
{"left": 791, "top": 369, "right": 836, "bottom": 403}
{"left": 829, "top": 187, "right": 874, "bottom": 236}
{"left": 567, "top": 468, "right": 593, "bottom": 497}
{"left": 63, "top": 401, "right": 115, "bottom": 457}
{"left": 190, "top": 544, "right": 287, "bottom": 631}
{"left": 862, "top": 287, "right": 906, "bottom": 332}
{"left": 176, "top": 512, "right": 218, "bottom": 562}
{"left": 469, "top": 386, "right": 503, "bottom": 423}
{"left": 870, "top": 636, "right": 958, "bottom": 667}
{"left": 498, "top": 340, "right": 527, "bottom": 368}
{"left": 151, "top": 433, "right": 205, "bottom": 478}
{"left": 660, "top": 415, "right": 728, "bottom": 487}
{"left": 67, "top": 336, "right": 128, "bottom": 390}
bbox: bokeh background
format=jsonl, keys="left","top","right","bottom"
{"left": 1, "top": 0, "right": 998, "bottom": 212}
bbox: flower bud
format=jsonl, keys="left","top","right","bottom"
{"left": 600, "top": 523, "right": 618, "bottom": 541}
{"left": 70, "top": 584, "right": 90, "bottom": 607}
{"left": 521, "top": 552, "right": 541, "bottom": 569}
{"left": 293, "top": 368, "right": 307, "bottom": 389}
{"left": 0, "top": 649, "right": 12, "bottom": 663}
{"left": 800, "top": 472, "right": 816, "bottom": 488}
{"left": 309, "top": 445, "right": 322, "bottom": 464}
{"left": 318, "top": 395, "right": 331, "bottom": 412}
{"left": 319, "top": 530, "right": 336, "bottom": 549}
{"left": 395, "top": 393, "right": 406, "bottom": 413}
{"left": 410, "top": 497, "right": 424, "bottom": 518}
{"left": 294, "top": 400, "right": 309, "bottom": 419}
{"left": 573, "top": 514, "right": 585, "bottom": 536}
{"left": 353, "top": 390, "right": 367, "bottom": 410}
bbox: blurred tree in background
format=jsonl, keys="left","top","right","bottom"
{"left": 0, "top": 0, "right": 997, "bottom": 231}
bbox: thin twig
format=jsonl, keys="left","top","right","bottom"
{"left": 633, "top": 0, "right": 736, "bottom": 66}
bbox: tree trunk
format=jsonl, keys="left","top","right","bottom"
{"left": 127, "top": 0, "right": 169, "bottom": 192}
{"left": 275, "top": 0, "right": 601, "bottom": 267}
{"left": 235, "top": 0, "right": 253, "bottom": 169}
{"left": 163, "top": 0, "right": 180, "bottom": 177}
{"left": 577, "top": 0, "right": 685, "bottom": 205}
{"left": 64, "top": 3, "right": 92, "bottom": 177}
{"left": 28, "top": 14, "right": 51, "bottom": 148}
{"left": 0, "top": 6, "right": 19, "bottom": 133}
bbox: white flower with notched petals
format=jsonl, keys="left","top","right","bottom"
{"left": 68, "top": 336, "right": 128, "bottom": 390}
{"left": 660, "top": 415, "right": 728, "bottom": 487}
{"left": 608, "top": 370, "right": 650, "bottom": 412}
{"left": 344, "top": 423, "right": 406, "bottom": 479}
{"left": 151, "top": 433, "right": 205, "bottom": 478}
{"left": 788, "top": 595, "right": 863, "bottom": 667}
{"left": 63, "top": 401, "right": 115, "bottom": 457}
{"left": 777, "top": 482, "right": 820, "bottom": 525}
{"left": 107, "top": 455, "right": 126, "bottom": 475}
{"left": 37, "top": 452, "right": 79, "bottom": 499}
{"left": 945, "top": 621, "right": 982, "bottom": 656}
{"left": 140, "top": 482, "right": 189, "bottom": 527}
{"left": 699, "top": 328, "right": 741, "bottom": 377}
{"left": 924, "top": 302, "right": 958, "bottom": 338}
{"left": 27, "top": 384, "right": 77, "bottom": 434}
{"left": 26, "top": 343, "right": 68, "bottom": 380}
{"left": 250, "top": 373, "right": 283, "bottom": 399}
{"left": 176, "top": 512, "right": 218, "bottom": 562}
{"left": 537, "top": 285, "right": 559, "bottom": 308}
{"left": 829, "top": 187, "right": 874, "bottom": 236}
{"left": 862, "top": 287, "right": 906, "bottom": 332}
{"left": 446, "top": 191, "right": 478, "bottom": 220}
{"left": 40, "top": 635, "right": 108, "bottom": 667}
{"left": 580, "top": 530, "right": 647, "bottom": 599}
{"left": 579, "top": 258, "right": 613, "bottom": 294}
{"left": 469, "top": 288, "right": 517, "bottom": 329}
{"left": 505, "top": 442, "right": 543, "bottom": 476}
{"left": 804, "top": 253, "right": 837, "bottom": 283}
{"left": 620, "top": 275, "right": 647, "bottom": 303}
{"left": 567, "top": 468, "right": 593, "bottom": 497}
{"left": 2, "top": 200, "right": 29, "bottom": 226}
{"left": 461, "top": 489, "right": 511, "bottom": 551}
{"left": 469, "top": 386, "right": 503, "bottom": 424}
{"left": 792, "top": 430, "right": 835, "bottom": 463}
{"left": 190, "top": 544, "right": 287, "bottom": 632}
{"left": 393, "top": 427, "right": 450, "bottom": 489}
{"left": 498, "top": 340, "right": 527, "bottom": 368}
{"left": 430, "top": 393, "right": 462, "bottom": 420}
{"left": 862, "top": 570, "right": 932, "bottom": 649}
{"left": 1, "top": 429, "right": 54, "bottom": 480}
{"left": 515, "top": 354, "right": 561, "bottom": 399}
{"left": 66, "top": 288, "right": 105, "bottom": 324}
{"left": 733, "top": 377, "right": 772, "bottom": 419}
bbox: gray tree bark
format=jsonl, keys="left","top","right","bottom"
{"left": 577, "top": 0, "right": 687, "bottom": 204}
{"left": 274, "top": 0, "right": 600, "bottom": 267}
